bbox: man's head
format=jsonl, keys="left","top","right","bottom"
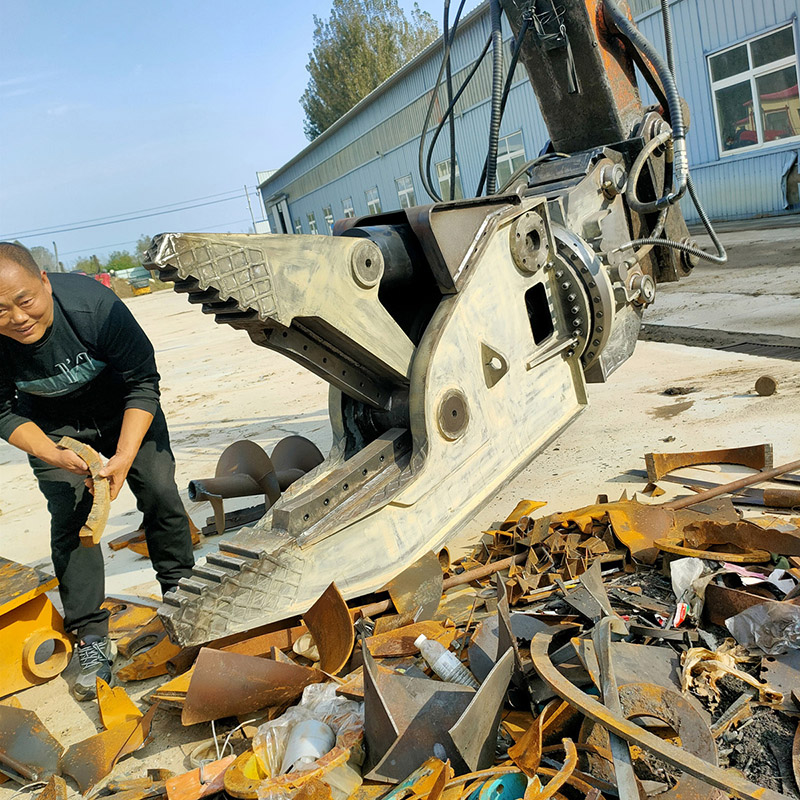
{"left": 0, "top": 242, "right": 55, "bottom": 344}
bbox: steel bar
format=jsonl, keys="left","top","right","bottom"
{"left": 645, "top": 444, "right": 773, "bottom": 482}
{"left": 530, "top": 632, "right": 786, "bottom": 800}
{"left": 57, "top": 436, "right": 110, "bottom": 546}
{"left": 660, "top": 458, "right": 800, "bottom": 510}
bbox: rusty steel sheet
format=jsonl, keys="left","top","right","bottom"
{"left": 34, "top": 775, "right": 68, "bottom": 800}
{"left": 181, "top": 647, "right": 324, "bottom": 725}
{"left": 580, "top": 682, "right": 717, "bottom": 800}
{"left": 760, "top": 650, "right": 800, "bottom": 713}
{"left": 0, "top": 705, "right": 62, "bottom": 783}
{"left": 530, "top": 632, "right": 786, "bottom": 800}
{"left": 450, "top": 649, "right": 514, "bottom": 771}
{"left": 363, "top": 643, "right": 512, "bottom": 782}
{"left": 0, "top": 556, "right": 57, "bottom": 615}
{"left": 365, "top": 619, "right": 455, "bottom": 658}
{"left": 59, "top": 702, "right": 158, "bottom": 794}
{"left": 653, "top": 535, "right": 771, "bottom": 563}
{"left": 302, "top": 582, "right": 354, "bottom": 676}
{"left": 684, "top": 519, "right": 800, "bottom": 558}
{"left": 703, "top": 584, "right": 794, "bottom": 627}
{"left": 165, "top": 754, "right": 234, "bottom": 800}
{"left": 559, "top": 560, "right": 614, "bottom": 622}
{"left": 104, "top": 596, "right": 160, "bottom": 637}
{"left": 508, "top": 713, "right": 544, "bottom": 777}
{"left": 57, "top": 436, "right": 110, "bottom": 546}
{"left": 97, "top": 677, "right": 143, "bottom": 729}
{"left": 379, "top": 757, "right": 453, "bottom": 800}
{"left": 661, "top": 456, "right": 800, "bottom": 511}
{"left": 645, "top": 444, "right": 773, "bottom": 483}
{"left": 116, "top": 615, "right": 182, "bottom": 682}
{"left": 524, "top": 738, "right": 577, "bottom": 800}
{"left": 383, "top": 550, "right": 443, "bottom": 621}
{"left": 793, "top": 722, "right": 800, "bottom": 797}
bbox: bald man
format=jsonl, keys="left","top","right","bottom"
{"left": 0, "top": 242, "right": 194, "bottom": 700}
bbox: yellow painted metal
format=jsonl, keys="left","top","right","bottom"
{"left": 0, "top": 589, "right": 72, "bottom": 698}
{"left": 96, "top": 677, "right": 143, "bottom": 729}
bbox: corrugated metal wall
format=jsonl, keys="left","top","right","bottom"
{"left": 261, "top": 0, "right": 800, "bottom": 230}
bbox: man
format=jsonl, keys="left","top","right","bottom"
{"left": 0, "top": 242, "right": 194, "bottom": 700}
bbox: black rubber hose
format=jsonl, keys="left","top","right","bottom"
{"left": 418, "top": 0, "right": 467, "bottom": 201}
{"left": 426, "top": 35, "right": 493, "bottom": 198}
{"left": 603, "top": 0, "right": 687, "bottom": 206}
{"left": 476, "top": 16, "right": 530, "bottom": 196}
{"left": 485, "top": 0, "right": 504, "bottom": 194}
{"left": 444, "top": 0, "right": 456, "bottom": 200}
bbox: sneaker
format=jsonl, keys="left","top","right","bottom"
{"left": 72, "top": 635, "right": 117, "bottom": 702}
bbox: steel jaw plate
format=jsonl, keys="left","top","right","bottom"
{"left": 363, "top": 643, "right": 514, "bottom": 782}
{"left": 154, "top": 208, "right": 588, "bottom": 646}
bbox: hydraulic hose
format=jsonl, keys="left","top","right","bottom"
{"left": 485, "top": 0, "right": 504, "bottom": 194}
{"left": 603, "top": 0, "right": 688, "bottom": 207}
{"left": 615, "top": 0, "right": 726, "bottom": 264}
{"left": 477, "top": 16, "right": 530, "bottom": 196}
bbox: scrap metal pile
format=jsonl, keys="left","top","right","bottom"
{"left": 5, "top": 444, "right": 800, "bottom": 800}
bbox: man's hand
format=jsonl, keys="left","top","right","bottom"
{"left": 52, "top": 447, "right": 90, "bottom": 476}
{"left": 95, "top": 453, "right": 134, "bottom": 501}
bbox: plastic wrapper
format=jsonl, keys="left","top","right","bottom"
{"left": 725, "top": 602, "right": 800, "bottom": 655}
{"left": 669, "top": 557, "right": 719, "bottom": 622}
{"left": 253, "top": 683, "right": 364, "bottom": 800}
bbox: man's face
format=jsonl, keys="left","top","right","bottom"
{"left": 0, "top": 260, "right": 55, "bottom": 344}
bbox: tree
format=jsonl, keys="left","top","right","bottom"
{"left": 73, "top": 255, "right": 102, "bottom": 275}
{"left": 134, "top": 234, "right": 153, "bottom": 263}
{"left": 106, "top": 250, "right": 139, "bottom": 273}
{"left": 29, "top": 246, "right": 57, "bottom": 272}
{"left": 301, "top": 0, "right": 438, "bottom": 140}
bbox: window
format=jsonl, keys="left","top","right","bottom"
{"left": 342, "top": 197, "right": 355, "bottom": 218}
{"left": 496, "top": 131, "right": 527, "bottom": 190}
{"left": 365, "top": 186, "right": 382, "bottom": 214}
{"left": 395, "top": 175, "right": 417, "bottom": 208}
{"left": 322, "top": 205, "right": 334, "bottom": 234}
{"left": 294, "top": 218, "right": 302, "bottom": 234}
{"left": 435, "top": 157, "right": 464, "bottom": 200}
{"left": 709, "top": 25, "right": 799, "bottom": 154}
{"left": 307, "top": 211, "right": 318, "bottom": 234}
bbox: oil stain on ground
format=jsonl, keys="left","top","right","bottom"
{"left": 650, "top": 399, "right": 695, "bottom": 419}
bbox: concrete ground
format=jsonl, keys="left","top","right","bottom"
{"left": 1, "top": 218, "right": 799, "bottom": 795}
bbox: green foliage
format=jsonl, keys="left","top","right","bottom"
{"left": 73, "top": 255, "right": 102, "bottom": 274}
{"left": 106, "top": 250, "right": 139, "bottom": 273}
{"left": 134, "top": 234, "right": 152, "bottom": 263}
{"left": 301, "top": 0, "right": 438, "bottom": 140}
{"left": 29, "top": 246, "right": 57, "bottom": 271}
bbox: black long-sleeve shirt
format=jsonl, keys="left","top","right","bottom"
{"left": 0, "top": 274, "right": 160, "bottom": 440}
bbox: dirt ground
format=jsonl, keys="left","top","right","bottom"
{"left": 1, "top": 220, "right": 799, "bottom": 796}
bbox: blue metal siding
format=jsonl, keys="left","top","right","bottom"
{"left": 262, "top": 0, "right": 800, "bottom": 229}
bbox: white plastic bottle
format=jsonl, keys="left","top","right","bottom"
{"left": 414, "top": 634, "right": 480, "bottom": 688}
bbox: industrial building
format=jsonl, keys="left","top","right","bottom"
{"left": 258, "top": 0, "right": 800, "bottom": 234}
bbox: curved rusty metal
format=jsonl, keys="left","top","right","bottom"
{"left": 524, "top": 738, "right": 577, "bottom": 800}
{"left": 530, "top": 632, "right": 786, "bottom": 800}
{"left": 302, "top": 582, "right": 354, "bottom": 676}
{"left": 653, "top": 536, "right": 771, "bottom": 563}
{"left": 57, "top": 436, "right": 109, "bottom": 547}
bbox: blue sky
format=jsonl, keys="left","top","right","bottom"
{"left": 1, "top": 1, "right": 476, "bottom": 267}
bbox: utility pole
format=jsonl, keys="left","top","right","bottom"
{"left": 52, "top": 241, "right": 61, "bottom": 272}
{"left": 244, "top": 185, "right": 256, "bottom": 229}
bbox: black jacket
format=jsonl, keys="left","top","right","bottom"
{"left": 0, "top": 274, "right": 160, "bottom": 440}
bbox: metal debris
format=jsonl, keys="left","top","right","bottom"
{"left": 59, "top": 703, "right": 158, "bottom": 794}
{"left": 0, "top": 704, "right": 62, "bottom": 782}
{"left": 645, "top": 443, "right": 773, "bottom": 482}
{"left": 303, "top": 582, "right": 355, "bottom": 676}
{"left": 181, "top": 648, "right": 325, "bottom": 725}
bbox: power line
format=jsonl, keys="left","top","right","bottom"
{"left": 3, "top": 188, "right": 260, "bottom": 238}
{"left": 1, "top": 188, "right": 264, "bottom": 241}
{"left": 59, "top": 218, "right": 256, "bottom": 259}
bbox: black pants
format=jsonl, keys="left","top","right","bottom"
{"left": 30, "top": 407, "right": 195, "bottom": 638}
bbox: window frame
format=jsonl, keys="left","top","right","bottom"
{"left": 342, "top": 197, "right": 355, "bottom": 218}
{"left": 495, "top": 131, "right": 527, "bottom": 190}
{"left": 294, "top": 218, "right": 303, "bottom": 234}
{"left": 322, "top": 205, "right": 334, "bottom": 234}
{"left": 365, "top": 186, "right": 382, "bottom": 215}
{"left": 395, "top": 174, "right": 417, "bottom": 209}
{"left": 708, "top": 23, "right": 800, "bottom": 158}
{"left": 307, "top": 211, "right": 318, "bottom": 235}
{"left": 435, "top": 156, "right": 464, "bottom": 200}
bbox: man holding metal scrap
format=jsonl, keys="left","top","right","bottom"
{"left": 0, "top": 241, "right": 194, "bottom": 700}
